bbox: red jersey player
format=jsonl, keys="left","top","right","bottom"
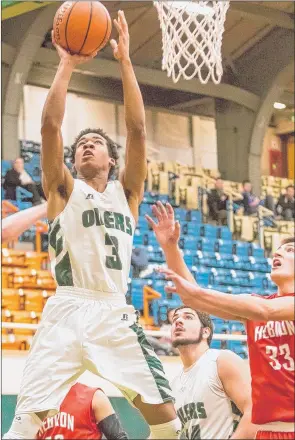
{"left": 36, "top": 382, "right": 128, "bottom": 439}
{"left": 146, "top": 201, "right": 294, "bottom": 440}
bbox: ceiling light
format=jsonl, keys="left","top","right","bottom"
{"left": 169, "top": 1, "right": 213, "bottom": 15}
{"left": 273, "top": 102, "right": 286, "bottom": 110}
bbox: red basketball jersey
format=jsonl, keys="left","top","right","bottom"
{"left": 37, "top": 383, "right": 102, "bottom": 439}
{"left": 246, "top": 293, "right": 295, "bottom": 425}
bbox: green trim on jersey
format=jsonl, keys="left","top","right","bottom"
{"left": 129, "top": 323, "right": 174, "bottom": 403}
{"left": 55, "top": 252, "right": 74, "bottom": 286}
{"left": 49, "top": 220, "right": 62, "bottom": 257}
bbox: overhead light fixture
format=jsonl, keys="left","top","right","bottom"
{"left": 169, "top": 1, "right": 213, "bottom": 15}
{"left": 273, "top": 102, "right": 286, "bottom": 110}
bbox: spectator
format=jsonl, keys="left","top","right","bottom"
{"left": 207, "top": 178, "right": 228, "bottom": 225}
{"left": 240, "top": 180, "right": 261, "bottom": 215}
{"left": 3, "top": 158, "right": 43, "bottom": 205}
{"left": 276, "top": 185, "right": 295, "bottom": 220}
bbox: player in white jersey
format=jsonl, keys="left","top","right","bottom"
{"left": 170, "top": 306, "right": 257, "bottom": 439}
{"left": 4, "top": 11, "right": 180, "bottom": 440}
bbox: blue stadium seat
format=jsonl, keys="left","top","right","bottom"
{"left": 131, "top": 279, "right": 153, "bottom": 310}
{"left": 230, "top": 322, "right": 245, "bottom": 334}
{"left": 142, "top": 192, "right": 169, "bottom": 204}
{"left": 217, "top": 226, "right": 232, "bottom": 240}
{"left": 16, "top": 187, "right": 33, "bottom": 201}
{"left": 174, "top": 207, "right": 189, "bottom": 221}
{"left": 152, "top": 299, "right": 182, "bottom": 325}
{"left": 139, "top": 203, "right": 152, "bottom": 216}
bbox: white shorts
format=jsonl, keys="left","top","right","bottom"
{"left": 16, "top": 287, "right": 174, "bottom": 416}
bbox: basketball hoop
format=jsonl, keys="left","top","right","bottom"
{"left": 154, "top": 1, "right": 230, "bottom": 84}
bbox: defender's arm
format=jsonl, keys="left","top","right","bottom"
{"left": 163, "top": 269, "right": 295, "bottom": 321}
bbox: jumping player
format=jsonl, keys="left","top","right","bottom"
{"left": 4, "top": 12, "right": 180, "bottom": 440}
{"left": 36, "top": 382, "right": 128, "bottom": 439}
{"left": 170, "top": 306, "right": 257, "bottom": 439}
{"left": 146, "top": 202, "right": 294, "bottom": 440}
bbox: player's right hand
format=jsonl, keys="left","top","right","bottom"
{"left": 145, "top": 201, "right": 180, "bottom": 251}
{"left": 51, "top": 30, "right": 98, "bottom": 67}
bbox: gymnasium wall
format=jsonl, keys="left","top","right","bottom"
{"left": 260, "top": 127, "right": 283, "bottom": 176}
{"left": 17, "top": 84, "right": 217, "bottom": 168}
{"left": 17, "top": 84, "right": 276, "bottom": 178}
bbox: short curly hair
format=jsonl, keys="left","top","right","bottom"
{"left": 71, "top": 128, "right": 119, "bottom": 179}
{"left": 173, "top": 306, "right": 214, "bottom": 346}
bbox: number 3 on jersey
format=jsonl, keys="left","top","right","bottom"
{"left": 105, "top": 233, "right": 122, "bottom": 270}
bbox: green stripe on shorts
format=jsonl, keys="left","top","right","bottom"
{"left": 130, "top": 323, "right": 174, "bottom": 403}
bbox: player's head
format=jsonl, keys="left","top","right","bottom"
{"left": 171, "top": 306, "right": 213, "bottom": 348}
{"left": 71, "top": 128, "right": 119, "bottom": 180}
{"left": 271, "top": 236, "right": 295, "bottom": 285}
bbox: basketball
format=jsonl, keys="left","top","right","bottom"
{"left": 53, "top": 1, "right": 112, "bottom": 56}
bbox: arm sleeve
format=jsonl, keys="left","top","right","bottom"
{"left": 97, "top": 414, "right": 128, "bottom": 440}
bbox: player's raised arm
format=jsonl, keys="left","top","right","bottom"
{"left": 162, "top": 268, "right": 295, "bottom": 321}
{"left": 147, "top": 202, "right": 244, "bottom": 321}
{"left": 41, "top": 32, "right": 97, "bottom": 218}
{"left": 111, "top": 11, "right": 147, "bottom": 219}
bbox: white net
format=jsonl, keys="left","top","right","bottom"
{"left": 154, "top": 1, "right": 230, "bottom": 84}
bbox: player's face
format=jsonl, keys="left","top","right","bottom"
{"left": 271, "top": 242, "right": 295, "bottom": 284}
{"left": 171, "top": 308, "right": 204, "bottom": 348}
{"left": 74, "top": 133, "right": 114, "bottom": 177}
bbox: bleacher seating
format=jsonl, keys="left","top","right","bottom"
{"left": 2, "top": 150, "right": 292, "bottom": 357}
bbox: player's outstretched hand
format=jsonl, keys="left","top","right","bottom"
{"left": 110, "top": 10, "right": 130, "bottom": 62}
{"left": 159, "top": 267, "right": 201, "bottom": 305}
{"left": 146, "top": 202, "right": 180, "bottom": 251}
{"left": 51, "top": 30, "right": 98, "bottom": 67}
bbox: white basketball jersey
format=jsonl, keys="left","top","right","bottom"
{"left": 48, "top": 179, "right": 135, "bottom": 295}
{"left": 172, "top": 349, "right": 241, "bottom": 439}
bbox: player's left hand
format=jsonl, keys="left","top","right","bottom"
{"left": 159, "top": 267, "right": 201, "bottom": 305}
{"left": 146, "top": 202, "right": 181, "bottom": 251}
{"left": 110, "top": 10, "right": 130, "bottom": 62}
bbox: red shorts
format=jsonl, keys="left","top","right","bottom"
{"left": 256, "top": 431, "right": 295, "bottom": 440}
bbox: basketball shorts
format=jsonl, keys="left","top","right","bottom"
{"left": 256, "top": 432, "right": 295, "bottom": 440}
{"left": 15, "top": 287, "right": 174, "bottom": 416}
